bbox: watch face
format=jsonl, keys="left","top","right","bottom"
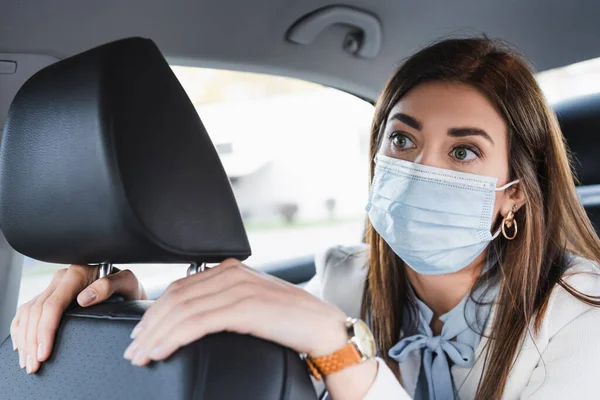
{"left": 353, "top": 319, "right": 376, "bottom": 359}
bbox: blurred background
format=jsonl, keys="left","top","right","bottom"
{"left": 17, "top": 56, "right": 600, "bottom": 304}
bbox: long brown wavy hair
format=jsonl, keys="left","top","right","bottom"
{"left": 361, "top": 37, "right": 600, "bottom": 399}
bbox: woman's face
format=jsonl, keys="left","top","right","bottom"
{"left": 378, "top": 81, "right": 521, "bottom": 220}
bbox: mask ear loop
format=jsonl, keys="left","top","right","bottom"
{"left": 495, "top": 179, "right": 520, "bottom": 192}
{"left": 492, "top": 227, "right": 502, "bottom": 239}
{"left": 491, "top": 179, "right": 521, "bottom": 239}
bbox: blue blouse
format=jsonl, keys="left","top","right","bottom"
{"left": 388, "top": 281, "right": 499, "bottom": 400}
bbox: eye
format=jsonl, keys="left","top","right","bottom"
{"left": 450, "top": 146, "right": 479, "bottom": 162}
{"left": 390, "top": 133, "right": 416, "bottom": 150}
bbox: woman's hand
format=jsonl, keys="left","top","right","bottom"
{"left": 11, "top": 265, "right": 147, "bottom": 374}
{"left": 124, "top": 259, "right": 349, "bottom": 366}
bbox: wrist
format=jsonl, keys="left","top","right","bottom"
{"left": 307, "top": 310, "right": 348, "bottom": 358}
{"left": 305, "top": 315, "right": 376, "bottom": 382}
{"left": 323, "top": 358, "right": 378, "bottom": 400}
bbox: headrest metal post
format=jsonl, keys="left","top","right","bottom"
{"left": 98, "top": 263, "right": 114, "bottom": 279}
{"left": 187, "top": 262, "right": 206, "bottom": 276}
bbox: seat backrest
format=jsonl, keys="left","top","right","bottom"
{"left": 555, "top": 93, "right": 600, "bottom": 232}
{"left": 0, "top": 37, "right": 316, "bottom": 400}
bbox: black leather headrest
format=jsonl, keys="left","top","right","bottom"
{"left": 555, "top": 92, "right": 600, "bottom": 186}
{"left": 0, "top": 37, "right": 251, "bottom": 265}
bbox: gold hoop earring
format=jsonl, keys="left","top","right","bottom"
{"left": 502, "top": 208, "right": 518, "bottom": 240}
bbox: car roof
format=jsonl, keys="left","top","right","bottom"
{"left": 2, "top": 0, "right": 600, "bottom": 100}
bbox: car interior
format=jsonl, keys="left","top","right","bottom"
{"left": 1, "top": 1, "right": 600, "bottom": 399}
{"left": 0, "top": 37, "right": 315, "bottom": 399}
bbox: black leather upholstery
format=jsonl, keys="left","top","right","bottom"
{"left": 555, "top": 93, "right": 600, "bottom": 231}
{"left": 0, "top": 302, "right": 316, "bottom": 400}
{"left": 0, "top": 38, "right": 316, "bottom": 399}
{"left": 555, "top": 93, "right": 600, "bottom": 186}
{"left": 0, "top": 37, "right": 250, "bottom": 265}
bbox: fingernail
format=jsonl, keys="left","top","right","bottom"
{"left": 131, "top": 350, "right": 147, "bottom": 366}
{"left": 148, "top": 345, "right": 167, "bottom": 360}
{"left": 37, "top": 343, "right": 45, "bottom": 362}
{"left": 18, "top": 349, "right": 25, "bottom": 369}
{"left": 26, "top": 354, "right": 32, "bottom": 374}
{"left": 79, "top": 290, "right": 97, "bottom": 306}
{"left": 123, "top": 341, "right": 138, "bottom": 360}
{"left": 130, "top": 323, "right": 143, "bottom": 339}
{"left": 12, "top": 340, "right": 16, "bottom": 351}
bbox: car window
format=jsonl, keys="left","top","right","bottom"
{"left": 17, "top": 67, "right": 374, "bottom": 305}
{"left": 537, "top": 56, "right": 600, "bottom": 103}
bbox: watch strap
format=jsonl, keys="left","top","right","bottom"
{"left": 306, "top": 342, "right": 362, "bottom": 380}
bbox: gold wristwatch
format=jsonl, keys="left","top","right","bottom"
{"left": 305, "top": 317, "right": 376, "bottom": 380}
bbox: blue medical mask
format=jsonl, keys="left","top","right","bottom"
{"left": 366, "top": 154, "right": 519, "bottom": 275}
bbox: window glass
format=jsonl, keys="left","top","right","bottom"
{"left": 18, "top": 67, "right": 374, "bottom": 304}
{"left": 537, "top": 56, "right": 600, "bottom": 103}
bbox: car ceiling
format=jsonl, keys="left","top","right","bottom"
{"left": 1, "top": 0, "right": 600, "bottom": 105}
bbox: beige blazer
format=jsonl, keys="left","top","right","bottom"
{"left": 304, "top": 245, "right": 600, "bottom": 399}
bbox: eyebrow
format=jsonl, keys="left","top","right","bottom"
{"left": 389, "top": 112, "right": 494, "bottom": 145}
{"left": 448, "top": 128, "right": 494, "bottom": 145}
{"left": 389, "top": 113, "right": 422, "bottom": 131}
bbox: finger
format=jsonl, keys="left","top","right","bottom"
{"left": 10, "top": 307, "right": 22, "bottom": 352}
{"left": 25, "top": 296, "right": 47, "bottom": 374}
{"left": 11, "top": 266, "right": 66, "bottom": 354}
{"left": 27, "top": 280, "right": 75, "bottom": 373}
{"left": 131, "top": 260, "right": 286, "bottom": 341}
{"left": 77, "top": 269, "right": 143, "bottom": 307}
{"left": 15, "top": 301, "right": 33, "bottom": 369}
{"left": 35, "top": 266, "right": 96, "bottom": 363}
{"left": 23, "top": 268, "right": 72, "bottom": 373}
{"left": 141, "top": 300, "right": 250, "bottom": 365}
{"left": 135, "top": 302, "right": 250, "bottom": 365}
{"left": 126, "top": 282, "right": 257, "bottom": 365}
{"left": 131, "top": 261, "right": 248, "bottom": 339}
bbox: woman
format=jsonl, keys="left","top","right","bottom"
{"left": 10, "top": 37, "right": 600, "bottom": 399}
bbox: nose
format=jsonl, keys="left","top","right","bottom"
{"left": 413, "top": 147, "right": 446, "bottom": 169}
